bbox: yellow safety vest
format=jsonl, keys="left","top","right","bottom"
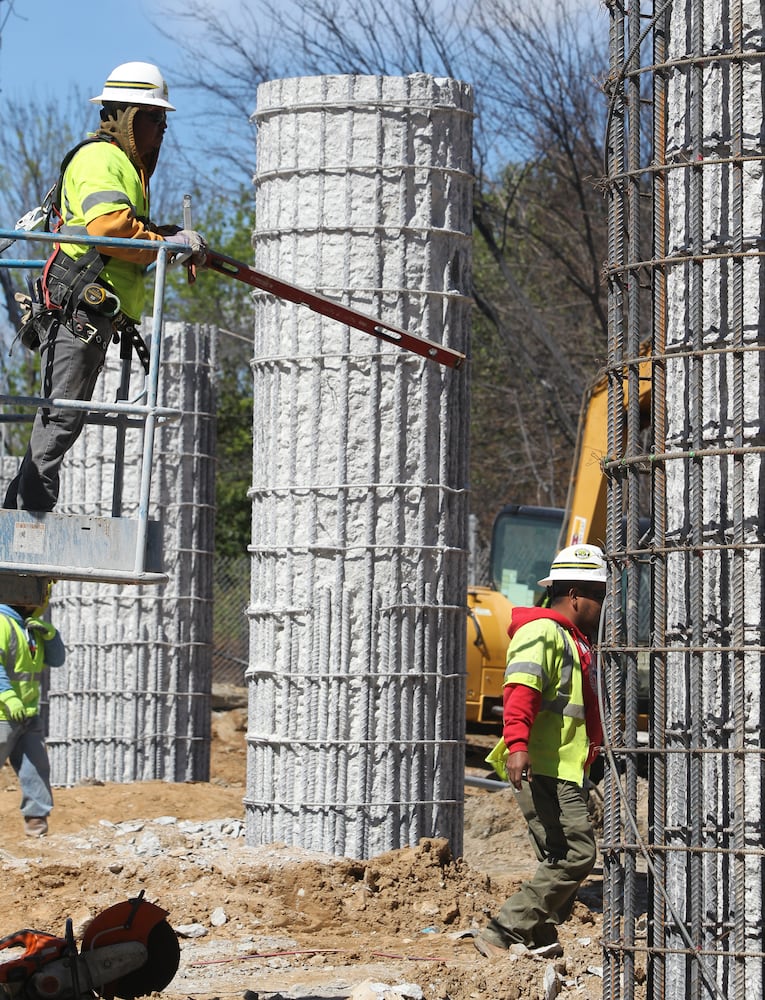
{"left": 486, "top": 618, "right": 590, "bottom": 786}
{"left": 0, "top": 614, "right": 58, "bottom": 719}
{"left": 57, "top": 140, "right": 150, "bottom": 321}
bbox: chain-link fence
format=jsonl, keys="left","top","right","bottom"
{"left": 212, "top": 554, "right": 249, "bottom": 687}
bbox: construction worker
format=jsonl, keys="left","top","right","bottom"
{"left": 477, "top": 543, "right": 606, "bottom": 959}
{"left": 0, "top": 587, "right": 65, "bottom": 837}
{"left": 4, "top": 61, "right": 207, "bottom": 512}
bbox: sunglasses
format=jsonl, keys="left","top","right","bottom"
{"left": 574, "top": 586, "right": 606, "bottom": 603}
{"left": 140, "top": 110, "right": 167, "bottom": 127}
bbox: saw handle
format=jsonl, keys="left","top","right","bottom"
{"left": 0, "top": 930, "right": 67, "bottom": 987}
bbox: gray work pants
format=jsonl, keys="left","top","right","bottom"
{"left": 0, "top": 714, "right": 53, "bottom": 818}
{"left": 4, "top": 307, "right": 112, "bottom": 512}
{"left": 483, "top": 774, "right": 597, "bottom": 948}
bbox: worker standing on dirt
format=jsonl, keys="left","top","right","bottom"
{"left": 4, "top": 61, "right": 207, "bottom": 512}
{"left": 477, "top": 544, "right": 607, "bottom": 959}
{"left": 0, "top": 586, "right": 65, "bottom": 837}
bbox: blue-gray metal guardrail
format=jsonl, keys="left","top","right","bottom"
{"left": 0, "top": 227, "right": 187, "bottom": 584}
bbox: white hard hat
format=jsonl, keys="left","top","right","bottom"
{"left": 90, "top": 62, "right": 176, "bottom": 111}
{"left": 537, "top": 544, "right": 607, "bottom": 587}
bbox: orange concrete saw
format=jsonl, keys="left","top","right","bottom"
{"left": 0, "top": 894, "right": 180, "bottom": 1000}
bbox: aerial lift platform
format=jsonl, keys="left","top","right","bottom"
{"left": 0, "top": 229, "right": 179, "bottom": 604}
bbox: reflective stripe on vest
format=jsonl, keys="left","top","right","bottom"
{"left": 540, "top": 637, "right": 586, "bottom": 720}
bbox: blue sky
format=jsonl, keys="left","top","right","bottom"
{"left": 1, "top": 2, "right": 186, "bottom": 103}
{"left": 0, "top": 1, "right": 242, "bottom": 166}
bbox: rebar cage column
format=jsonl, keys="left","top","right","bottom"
{"left": 246, "top": 74, "right": 472, "bottom": 859}
{"left": 42, "top": 324, "right": 217, "bottom": 784}
{"left": 604, "top": 1, "right": 765, "bottom": 998}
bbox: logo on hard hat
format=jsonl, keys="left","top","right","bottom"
{"left": 573, "top": 547, "right": 592, "bottom": 560}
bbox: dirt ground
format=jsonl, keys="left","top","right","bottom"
{"left": 0, "top": 694, "right": 631, "bottom": 1000}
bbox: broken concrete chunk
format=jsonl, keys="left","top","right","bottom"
{"left": 175, "top": 923, "right": 207, "bottom": 938}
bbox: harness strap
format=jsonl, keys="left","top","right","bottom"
{"left": 43, "top": 246, "right": 108, "bottom": 316}
{"left": 115, "top": 316, "right": 150, "bottom": 374}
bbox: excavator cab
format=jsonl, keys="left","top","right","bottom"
{"left": 466, "top": 504, "right": 564, "bottom": 723}
{"left": 490, "top": 504, "right": 565, "bottom": 606}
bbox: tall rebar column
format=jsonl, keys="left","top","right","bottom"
{"left": 43, "top": 323, "right": 216, "bottom": 783}
{"left": 246, "top": 74, "right": 472, "bottom": 859}
{"left": 604, "top": 1, "right": 764, "bottom": 998}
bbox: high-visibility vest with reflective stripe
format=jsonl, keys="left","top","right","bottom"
{"left": 503, "top": 618, "right": 590, "bottom": 784}
{"left": 57, "top": 140, "right": 149, "bottom": 321}
{"left": 0, "top": 615, "right": 54, "bottom": 718}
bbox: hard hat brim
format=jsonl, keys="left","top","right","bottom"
{"left": 90, "top": 92, "right": 176, "bottom": 111}
{"left": 537, "top": 571, "right": 608, "bottom": 587}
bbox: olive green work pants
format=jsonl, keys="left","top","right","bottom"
{"left": 483, "top": 773, "right": 597, "bottom": 948}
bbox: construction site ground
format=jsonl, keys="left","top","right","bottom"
{"left": 0, "top": 689, "right": 646, "bottom": 1000}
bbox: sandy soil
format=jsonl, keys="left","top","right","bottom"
{"left": 0, "top": 698, "right": 630, "bottom": 1000}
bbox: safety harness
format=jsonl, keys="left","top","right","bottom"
{"left": 14, "top": 136, "right": 150, "bottom": 373}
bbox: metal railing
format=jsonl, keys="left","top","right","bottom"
{"left": 0, "top": 228, "right": 185, "bottom": 583}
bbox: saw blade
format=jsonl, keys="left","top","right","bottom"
{"left": 81, "top": 899, "right": 180, "bottom": 1000}
{"left": 103, "top": 918, "right": 180, "bottom": 999}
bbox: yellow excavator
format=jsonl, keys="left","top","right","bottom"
{"left": 466, "top": 349, "right": 652, "bottom": 725}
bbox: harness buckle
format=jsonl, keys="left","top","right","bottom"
{"left": 72, "top": 319, "right": 102, "bottom": 347}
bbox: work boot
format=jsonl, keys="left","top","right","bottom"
{"left": 531, "top": 924, "right": 563, "bottom": 957}
{"left": 24, "top": 816, "right": 48, "bottom": 838}
{"left": 473, "top": 933, "right": 509, "bottom": 959}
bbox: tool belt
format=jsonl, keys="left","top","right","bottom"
{"left": 45, "top": 246, "right": 112, "bottom": 317}
{"left": 14, "top": 247, "right": 150, "bottom": 373}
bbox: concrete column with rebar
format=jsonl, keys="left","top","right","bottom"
{"left": 604, "top": 2, "right": 764, "bottom": 998}
{"left": 42, "top": 323, "right": 217, "bottom": 784}
{"left": 246, "top": 74, "right": 472, "bottom": 859}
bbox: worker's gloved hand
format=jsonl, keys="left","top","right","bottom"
{"left": 172, "top": 229, "right": 208, "bottom": 266}
{"left": 0, "top": 691, "right": 27, "bottom": 723}
{"left": 27, "top": 618, "right": 54, "bottom": 641}
{"left": 14, "top": 291, "right": 34, "bottom": 325}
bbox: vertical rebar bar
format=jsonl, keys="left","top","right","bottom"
{"left": 650, "top": 3, "right": 670, "bottom": 995}
{"left": 604, "top": 4, "right": 628, "bottom": 997}
{"left": 729, "top": 3, "right": 747, "bottom": 996}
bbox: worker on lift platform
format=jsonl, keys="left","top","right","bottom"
{"left": 4, "top": 62, "right": 208, "bottom": 514}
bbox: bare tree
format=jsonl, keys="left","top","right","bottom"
{"left": 157, "top": 0, "right": 610, "bottom": 540}
{"left": 464, "top": 1, "right": 611, "bottom": 521}
{"left": 0, "top": 94, "right": 90, "bottom": 343}
{"left": 472, "top": 0, "right": 610, "bottom": 342}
